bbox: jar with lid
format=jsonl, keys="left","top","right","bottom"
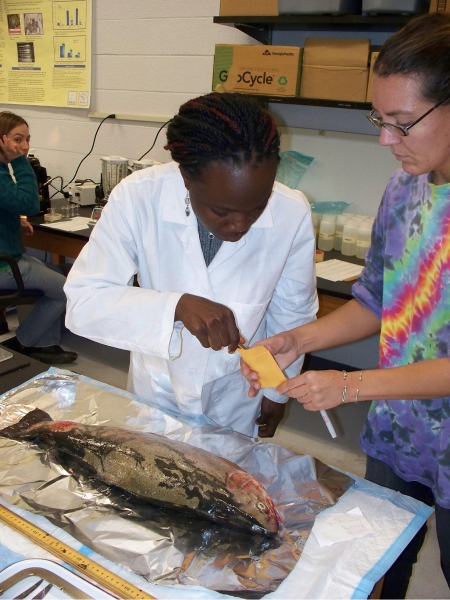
{"left": 311, "top": 212, "right": 322, "bottom": 244}
{"left": 44, "top": 207, "right": 62, "bottom": 223}
{"left": 317, "top": 214, "right": 335, "bottom": 252}
{"left": 333, "top": 214, "right": 350, "bottom": 252}
{"left": 356, "top": 221, "right": 373, "bottom": 259}
{"left": 341, "top": 219, "right": 359, "bottom": 256}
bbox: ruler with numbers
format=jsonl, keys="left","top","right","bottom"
{"left": 0, "top": 504, "right": 156, "bottom": 599}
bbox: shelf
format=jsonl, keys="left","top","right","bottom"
{"left": 252, "top": 95, "right": 371, "bottom": 110}
{"left": 213, "top": 14, "right": 415, "bottom": 43}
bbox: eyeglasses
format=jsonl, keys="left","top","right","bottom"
{"left": 366, "top": 99, "right": 445, "bottom": 137}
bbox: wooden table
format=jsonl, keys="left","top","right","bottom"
{"left": 23, "top": 206, "right": 92, "bottom": 265}
{"left": 316, "top": 250, "right": 364, "bottom": 317}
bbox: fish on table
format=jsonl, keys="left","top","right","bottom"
{"left": 0, "top": 408, "right": 282, "bottom": 535}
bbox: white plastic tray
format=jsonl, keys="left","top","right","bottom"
{"left": 0, "top": 559, "right": 117, "bottom": 599}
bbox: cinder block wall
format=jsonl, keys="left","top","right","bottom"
{"left": 2, "top": 0, "right": 398, "bottom": 214}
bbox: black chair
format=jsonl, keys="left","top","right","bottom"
{"left": 0, "top": 253, "right": 44, "bottom": 311}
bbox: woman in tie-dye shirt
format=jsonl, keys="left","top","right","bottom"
{"left": 241, "top": 12, "right": 450, "bottom": 598}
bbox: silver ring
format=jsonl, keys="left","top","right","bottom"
{"left": 256, "top": 422, "right": 267, "bottom": 426}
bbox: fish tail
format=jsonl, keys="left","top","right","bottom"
{"left": 0, "top": 408, "right": 53, "bottom": 439}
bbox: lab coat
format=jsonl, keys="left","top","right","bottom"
{"left": 65, "top": 162, "right": 318, "bottom": 436}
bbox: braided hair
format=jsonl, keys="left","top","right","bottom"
{"left": 164, "top": 92, "right": 280, "bottom": 175}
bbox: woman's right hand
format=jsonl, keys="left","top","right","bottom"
{"left": 240, "top": 331, "right": 302, "bottom": 397}
{"left": 175, "top": 294, "right": 241, "bottom": 352}
{"left": 0, "top": 135, "right": 24, "bottom": 163}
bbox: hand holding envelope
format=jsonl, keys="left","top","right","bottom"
{"left": 236, "top": 346, "right": 287, "bottom": 388}
{"left": 237, "top": 345, "right": 337, "bottom": 438}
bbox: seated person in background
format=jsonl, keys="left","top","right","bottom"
{"left": 64, "top": 92, "right": 318, "bottom": 438}
{"left": 0, "top": 110, "right": 77, "bottom": 364}
{"left": 0, "top": 217, "right": 31, "bottom": 335}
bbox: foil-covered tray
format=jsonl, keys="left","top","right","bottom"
{"left": 0, "top": 372, "right": 353, "bottom": 598}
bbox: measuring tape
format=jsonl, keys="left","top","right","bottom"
{"left": 0, "top": 504, "right": 156, "bottom": 599}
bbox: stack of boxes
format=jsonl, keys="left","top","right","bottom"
{"left": 212, "top": 39, "right": 377, "bottom": 102}
{"left": 215, "top": 0, "right": 446, "bottom": 102}
{"left": 218, "top": 0, "right": 278, "bottom": 15}
{"left": 299, "top": 38, "right": 370, "bottom": 102}
{"left": 212, "top": 45, "right": 303, "bottom": 97}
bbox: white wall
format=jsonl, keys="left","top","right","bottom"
{"left": 1, "top": 0, "right": 399, "bottom": 214}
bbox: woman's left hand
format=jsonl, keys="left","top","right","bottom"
{"left": 0, "top": 135, "right": 24, "bottom": 162}
{"left": 276, "top": 370, "right": 347, "bottom": 411}
{"left": 20, "top": 217, "right": 33, "bottom": 235}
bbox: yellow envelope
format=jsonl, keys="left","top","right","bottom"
{"left": 237, "top": 346, "right": 286, "bottom": 388}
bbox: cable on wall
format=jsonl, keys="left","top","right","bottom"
{"left": 63, "top": 114, "right": 116, "bottom": 190}
{"left": 138, "top": 120, "right": 171, "bottom": 161}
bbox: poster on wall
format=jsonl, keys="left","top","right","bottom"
{"left": 0, "top": 0, "right": 91, "bottom": 108}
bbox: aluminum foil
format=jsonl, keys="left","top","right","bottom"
{"left": 0, "top": 372, "right": 352, "bottom": 598}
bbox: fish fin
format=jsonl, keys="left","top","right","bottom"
{"left": 0, "top": 408, "right": 53, "bottom": 439}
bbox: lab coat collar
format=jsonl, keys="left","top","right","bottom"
{"left": 161, "top": 167, "right": 275, "bottom": 274}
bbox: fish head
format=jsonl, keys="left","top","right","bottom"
{"left": 227, "top": 470, "right": 282, "bottom": 534}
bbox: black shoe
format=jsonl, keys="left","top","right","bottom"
{"left": 0, "top": 321, "right": 9, "bottom": 335}
{"left": 28, "top": 345, "right": 78, "bottom": 365}
{"left": 1, "top": 336, "right": 23, "bottom": 352}
{"left": 2, "top": 336, "right": 77, "bottom": 364}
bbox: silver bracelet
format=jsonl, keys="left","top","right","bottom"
{"left": 341, "top": 385, "right": 347, "bottom": 404}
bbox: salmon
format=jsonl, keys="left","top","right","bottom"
{"left": 0, "top": 408, "right": 282, "bottom": 535}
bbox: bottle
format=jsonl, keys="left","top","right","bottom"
{"left": 341, "top": 219, "right": 359, "bottom": 256}
{"left": 317, "top": 214, "right": 335, "bottom": 252}
{"left": 333, "top": 214, "right": 350, "bottom": 252}
{"left": 356, "top": 221, "right": 373, "bottom": 260}
{"left": 311, "top": 212, "right": 322, "bottom": 244}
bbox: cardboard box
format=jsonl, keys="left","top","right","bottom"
{"left": 429, "top": 0, "right": 450, "bottom": 11}
{"left": 366, "top": 51, "right": 379, "bottom": 103}
{"left": 219, "top": 0, "right": 278, "bottom": 16}
{"left": 300, "top": 38, "right": 370, "bottom": 102}
{"left": 212, "top": 44, "right": 302, "bottom": 97}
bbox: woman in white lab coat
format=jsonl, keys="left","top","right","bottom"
{"left": 64, "top": 92, "right": 318, "bottom": 438}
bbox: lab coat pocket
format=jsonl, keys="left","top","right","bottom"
{"left": 227, "top": 299, "right": 270, "bottom": 342}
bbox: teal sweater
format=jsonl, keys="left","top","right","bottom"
{"left": 0, "top": 155, "right": 40, "bottom": 268}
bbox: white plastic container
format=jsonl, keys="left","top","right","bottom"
{"left": 317, "top": 214, "right": 336, "bottom": 252}
{"left": 101, "top": 156, "right": 129, "bottom": 200}
{"left": 130, "top": 158, "right": 162, "bottom": 172}
{"left": 333, "top": 214, "right": 350, "bottom": 251}
{"left": 356, "top": 221, "right": 373, "bottom": 259}
{"left": 341, "top": 218, "right": 359, "bottom": 256}
{"left": 311, "top": 212, "right": 322, "bottom": 243}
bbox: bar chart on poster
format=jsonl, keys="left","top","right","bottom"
{"left": 0, "top": 0, "right": 91, "bottom": 108}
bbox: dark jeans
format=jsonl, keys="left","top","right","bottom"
{"left": 365, "top": 455, "right": 450, "bottom": 599}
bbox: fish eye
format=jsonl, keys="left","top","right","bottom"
{"left": 257, "top": 501, "right": 265, "bottom": 512}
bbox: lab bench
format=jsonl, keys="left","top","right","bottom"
{"left": 24, "top": 208, "right": 364, "bottom": 315}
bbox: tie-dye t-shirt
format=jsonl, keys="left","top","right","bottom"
{"left": 352, "top": 169, "right": 450, "bottom": 508}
